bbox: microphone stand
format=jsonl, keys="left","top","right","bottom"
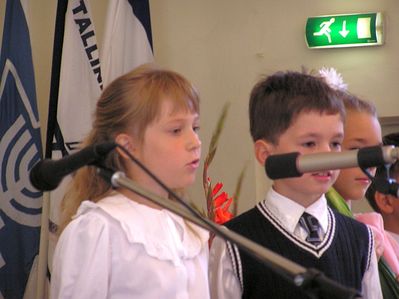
{"left": 97, "top": 167, "right": 360, "bottom": 299}
{"left": 361, "top": 167, "right": 399, "bottom": 198}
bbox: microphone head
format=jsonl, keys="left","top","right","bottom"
{"left": 265, "top": 152, "right": 302, "bottom": 180}
{"left": 29, "top": 142, "right": 117, "bottom": 192}
{"left": 29, "top": 159, "right": 61, "bottom": 191}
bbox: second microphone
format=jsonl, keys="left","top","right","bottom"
{"left": 265, "top": 145, "right": 399, "bottom": 180}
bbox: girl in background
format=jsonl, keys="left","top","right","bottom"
{"left": 331, "top": 91, "right": 382, "bottom": 207}
{"left": 318, "top": 68, "right": 399, "bottom": 298}
{"left": 50, "top": 64, "right": 210, "bottom": 299}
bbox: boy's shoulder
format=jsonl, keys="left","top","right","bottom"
{"left": 227, "top": 205, "right": 259, "bottom": 221}
{"left": 224, "top": 205, "right": 264, "bottom": 232}
{"left": 330, "top": 207, "right": 370, "bottom": 232}
{"left": 329, "top": 208, "right": 372, "bottom": 249}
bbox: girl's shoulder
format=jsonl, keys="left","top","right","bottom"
{"left": 69, "top": 193, "right": 208, "bottom": 262}
{"left": 59, "top": 193, "right": 146, "bottom": 247}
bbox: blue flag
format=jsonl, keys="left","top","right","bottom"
{"left": 0, "top": 0, "right": 43, "bottom": 298}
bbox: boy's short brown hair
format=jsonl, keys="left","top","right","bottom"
{"left": 249, "top": 71, "right": 345, "bottom": 144}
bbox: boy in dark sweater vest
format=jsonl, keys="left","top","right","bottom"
{"left": 209, "top": 71, "right": 382, "bottom": 298}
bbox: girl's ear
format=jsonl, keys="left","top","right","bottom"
{"left": 375, "top": 191, "right": 395, "bottom": 214}
{"left": 254, "top": 139, "right": 273, "bottom": 166}
{"left": 115, "top": 133, "right": 136, "bottom": 159}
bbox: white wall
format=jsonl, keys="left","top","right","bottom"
{"left": 150, "top": 0, "right": 399, "bottom": 213}
{"left": 1, "top": 0, "right": 398, "bottom": 214}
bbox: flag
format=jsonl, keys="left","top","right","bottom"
{"left": 101, "top": 0, "right": 154, "bottom": 87}
{"left": 0, "top": 0, "right": 43, "bottom": 298}
{"left": 45, "top": 0, "right": 102, "bottom": 281}
{"left": 45, "top": 0, "right": 154, "bottom": 287}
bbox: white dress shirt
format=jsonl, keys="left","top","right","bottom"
{"left": 209, "top": 188, "right": 382, "bottom": 299}
{"left": 51, "top": 193, "right": 210, "bottom": 299}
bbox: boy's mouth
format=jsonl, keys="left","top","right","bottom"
{"left": 311, "top": 171, "right": 332, "bottom": 178}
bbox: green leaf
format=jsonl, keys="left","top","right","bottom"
{"left": 207, "top": 102, "right": 230, "bottom": 157}
{"left": 232, "top": 163, "right": 248, "bottom": 216}
{"left": 326, "top": 188, "right": 352, "bottom": 217}
{"left": 378, "top": 256, "right": 399, "bottom": 298}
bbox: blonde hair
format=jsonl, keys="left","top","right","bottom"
{"left": 312, "top": 66, "right": 377, "bottom": 118}
{"left": 336, "top": 89, "right": 377, "bottom": 117}
{"left": 59, "top": 64, "right": 200, "bottom": 233}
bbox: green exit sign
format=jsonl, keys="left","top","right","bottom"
{"left": 306, "top": 12, "right": 383, "bottom": 49}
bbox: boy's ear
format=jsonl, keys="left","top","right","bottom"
{"left": 375, "top": 191, "right": 395, "bottom": 214}
{"left": 254, "top": 139, "right": 273, "bottom": 166}
{"left": 115, "top": 133, "right": 137, "bottom": 159}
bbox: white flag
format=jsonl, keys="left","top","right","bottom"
{"left": 101, "top": 0, "right": 154, "bottom": 87}
{"left": 46, "top": 0, "right": 102, "bottom": 281}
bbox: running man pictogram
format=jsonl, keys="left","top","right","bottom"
{"left": 313, "top": 18, "right": 335, "bottom": 43}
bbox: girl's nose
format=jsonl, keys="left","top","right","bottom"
{"left": 188, "top": 131, "right": 201, "bottom": 151}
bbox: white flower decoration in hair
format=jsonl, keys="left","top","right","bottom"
{"left": 318, "top": 67, "right": 348, "bottom": 92}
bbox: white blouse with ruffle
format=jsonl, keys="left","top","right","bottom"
{"left": 50, "top": 193, "right": 210, "bottom": 299}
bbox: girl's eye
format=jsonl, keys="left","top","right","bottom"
{"left": 193, "top": 126, "right": 200, "bottom": 133}
{"left": 172, "top": 128, "right": 182, "bottom": 134}
{"left": 346, "top": 145, "right": 360, "bottom": 151}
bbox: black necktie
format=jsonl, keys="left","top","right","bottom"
{"left": 299, "top": 212, "right": 323, "bottom": 245}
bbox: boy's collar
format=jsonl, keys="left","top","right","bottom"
{"left": 265, "top": 188, "right": 328, "bottom": 233}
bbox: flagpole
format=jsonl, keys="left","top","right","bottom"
{"left": 36, "top": 192, "right": 50, "bottom": 299}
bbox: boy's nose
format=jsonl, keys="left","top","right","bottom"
{"left": 320, "top": 143, "right": 333, "bottom": 152}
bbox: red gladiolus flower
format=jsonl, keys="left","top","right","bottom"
{"left": 210, "top": 182, "right": 234, "bottom": 224}
{"left": 214, "top": 197, "right": 233, "bottom": 224}
{"left": 212, "top": 182, "right": 223, "bottom": 197}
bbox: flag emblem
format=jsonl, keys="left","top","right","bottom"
{"left": 0, "top": 0, "right": 43, "bottom": 297}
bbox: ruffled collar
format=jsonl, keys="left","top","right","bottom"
{"left": 75, "top": 193, "right": 209, "bottom": 265}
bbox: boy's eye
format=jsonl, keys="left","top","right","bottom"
{"left": 302, "top": 141, "right": 316, "bottom": 148}
{"left": 331, "top": 142, "right": 342, "bottom": 150}
{"left": 193, "top": 125, "right": 200, "bottom": 133}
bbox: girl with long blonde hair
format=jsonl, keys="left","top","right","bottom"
{"left": 51, "top": 64, "right": 210, "bottom": 299}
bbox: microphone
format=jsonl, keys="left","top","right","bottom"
{"left": 30, "top": 142, "right": 117, "bottom": 191}
{"left": 265, "top": 145, "right": 399, "bottom": 180}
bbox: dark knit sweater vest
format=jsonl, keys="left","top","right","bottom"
{"left": 225, "top": 202, "right": 373, "bottom": 299}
